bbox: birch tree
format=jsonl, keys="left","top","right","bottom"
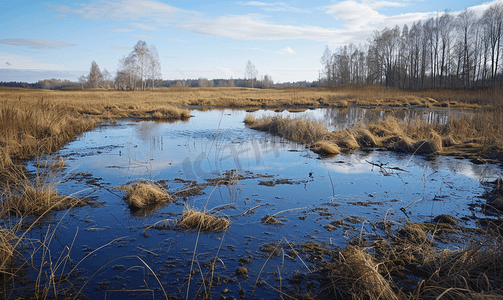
{"left": 88, "top": 61, "right": 103, "bottom": 88}
{"left": 244, "top": 60, "right": 258, "bottom": 88}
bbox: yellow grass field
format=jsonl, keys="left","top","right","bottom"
{"left": 1, "top": 86, "right": 502, "bottom": 170}
{"left": 0, "top": 86, "right": 502, "bottom": 299}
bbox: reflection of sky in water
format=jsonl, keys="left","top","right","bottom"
{"left": 59, "top": 108, "right": 500, "bottom": 212}
{"left": 26, "top": 107, "right": 501, "bottom": 299}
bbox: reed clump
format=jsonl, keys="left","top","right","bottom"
{"left": 2, "top": 185, "right": 84, "bottom": 216}
{"left": 247, "top": 114, "right": 446, "bottom": 155}
{"left": 321, "top": 245, "right": 399, "bottom": 300}
{"left": 245, "top": 116, "right": 328, "bottom": 144}
{"left": 117, "top": 182, "right": 174, "bottom": 209}
{"left": 311, "top": 223, "right": 503, "bottom": 300}
{"left": 178, "top": 208, "right": 230, "bottom": 232}
{"left": 151, "top": 105, "right": 190, "bottom": 120}
{"left": 415, "top": 242, "right": 503, "bottom": 299}
{"left": 311, "top": 141, "right": 341, "bottom": 155}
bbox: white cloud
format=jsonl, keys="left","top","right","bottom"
{"left": 278, "top": 46, "right": 295, "bottom": 54}
{"left": 110, "top": 28, "right": 134, "bottom": 32}
{"left": 325, "top": 0, "right": 440, "bottom": 32}
{"left": 111, "top": 46, "right": 133, "bottom": 49}
{"left": 169, "top": 38, "right": 189, "bottom": 43}
{"left": 0, "top": 39, "right": 76, "bottom": 49}
{"left": 240, "top": 1, "right": 311, "bottom": 13}
{"left": 231, "top": 46, "right": 267, "bottom": 52}
{"left": 179, "top": 15, "right": 351, "bottom": 43}
{"left": 215, "top": 67, "right": 235, "bottom": 78}
{"left": 135, "top": 35, "right": 155, "bottom": 39}
{"left": 326, "top": 1, "right": 384, "bottom": 30}
{"left": 363, "top": 0, "right": 407, "bottom": 9}
{"left": 131, "top": 23, "right": 158, "bottom": 30}
{"left": 0, "top": 53, "right": 70, "bottom": 70}
{"left": 48, "top": 0, "right": 197, "bottom": 21}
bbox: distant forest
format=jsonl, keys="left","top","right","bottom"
{"left": 320, "top": 3, "right": 503, "bottom": 89}
{"left": 0, "top": 78, "right": 317, "bottom": 90}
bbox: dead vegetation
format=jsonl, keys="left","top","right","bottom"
{"left": 177, "top": 208, "right": 230, "bottom": 232}
{"left": 322, "top": 245, "right": 399, "bottom": 300}
{"left": 246, "top": 105, "right": 503, "bottom": 160}
{"left": 297, "top": 221, "right": 503, "bottom": 300}
{"left": 0, "top": 86, "right": 502, "bottom": 298}
{"left": 116, "top": 182, "right": 174, "bottom": 209}
{"left": 245, "top": 115, "right": 328, "bottom": 144}
{"left": 1, "top": 86, "right": 501, "bottom": 171}
{"left": 1, "top": 178, "right": 85, "bottom": 216}
{"left": 0, "top": 227, "right": 16, "bottom": 274}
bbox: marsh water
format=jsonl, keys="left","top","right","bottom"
{"left": 26, "top": 107, "right": 501, "bottom": 299}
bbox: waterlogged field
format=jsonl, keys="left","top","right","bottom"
{"left": 19, "top": 107, "right": 501, "bottom": 299}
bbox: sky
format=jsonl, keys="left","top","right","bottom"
{"left": 0, "top": 0, "right": 500, "bottom": 83}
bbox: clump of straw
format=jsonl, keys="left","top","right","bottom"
{"left": 2, "top": 186, "right": 82, "bottom": 215}
{"left": 311, "top": 141, "right": 340, "bottom": 155}
{"left": 118, "top": 182, "right": 174, "bottom": 209}
{"left": 178, "top": 208, "right": 230, "bottom": 232}
{"left": 322, "top": 245, "right": 399, "bottom": 300}
{"left": 151, "top": 106, "right": 190, "bottom": 120}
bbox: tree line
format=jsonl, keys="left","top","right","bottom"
{"left": 320, "top": 3, "right": 503, "bottom": 89}
{"left": 77, "top": 40, "right": 162, "bottom": 90}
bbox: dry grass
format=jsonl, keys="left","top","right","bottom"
{"left": 311, "top": 141, "right": 341, "bottom": 155}
{"left": 247, "top": 114, "right": 447, "bottom": 155}
{"left": 151, "top": 105, "right": 190, "bottom": 120}
{"left": 117, "top": 182, "right": 174, "bottom": 209}
{"left": 414, "top": 242, "right": 503, "bottom": 299}
{"left": 178, "top": 208, "right": 230, "bottom": 232}
{"left": 246, "top": 104, "right": 503, "bottom": 159}
{"left": 2, "top": 185, "right": 84, "bottom": 216}
{"left": 0, "top": 227, "right": 16, "bottom": 272}
{"left": 245, "top": 116, "right": 328, "bottom": 144}
{"left": 1, "top": 86, "right": 501, "bottom": 170}
{"left": 322, "top": 245, "right": 399, "bottom": 300}
{"left": 311, "top": 222, "right": 503, "bottom": 300}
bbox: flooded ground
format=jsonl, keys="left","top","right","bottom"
{"left": 24, "top": 107, "right": 501, "bottom": 299}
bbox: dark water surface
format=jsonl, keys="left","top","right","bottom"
{"left": 25, "top": 108, "right": 501, "bottom": 299}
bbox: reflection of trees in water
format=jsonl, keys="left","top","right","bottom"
{"left": 322, "top": 107, "right": 458, "bottom": 130}
{"left": 136, "top": 121, "right": 160, "bottom": 141}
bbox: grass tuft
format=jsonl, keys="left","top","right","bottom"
{"left": 151, "top": 105, "right": 190, "bottom": 120}
{"left": 178, "top": 208, "right": 230, "bottom": 232}
{"left": 245, "top": 116, "right": 327, "bottom": 144}
{"left": 117, "top": 182, "right": 174, "bottom": 209}
{"left": 2, "top": 186, "right": 83, "bottom": 216}
{"left": 322, "top": 245, "right": 399, "bottom": 300}
{"left": 311, "top": 141, "right": 341, "bottom": 155}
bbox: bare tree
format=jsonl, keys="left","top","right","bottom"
{"left": 262, "top": 74, "right": 273, "bottom": 88}
{"left": 133, "top": 41, "right": 150, "bottom": 90}
{"left": 481, "top": 3, "right": 503, "bottom": 84}
{"left": 456, "top": 9, "right": 477, "bottom": 88}
{"left": 147, "top": 45, "right": 162, "bottom": 89}
{"left": 101, "top": 69, "right": 112, "bottom": 89}
{"left": 116, "top": 53, "right": 138, "bottom": 90}
{"left": 78, "top": 75, "right": 87, "bottom": 90}
{"left": 88, "top": 61, "right": 103, "bottom": 89}
{"left": 320, "top": 45, "right": 332, "bottom": 87}
{"left": 244, "top": 60, "right": 258, "bottom": 88}
{"left": 228, "top": 77, "right": 235, "bottom": 87}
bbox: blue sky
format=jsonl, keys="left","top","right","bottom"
{"left": 0, "top": 0, "right": 499, "bottom": 83}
